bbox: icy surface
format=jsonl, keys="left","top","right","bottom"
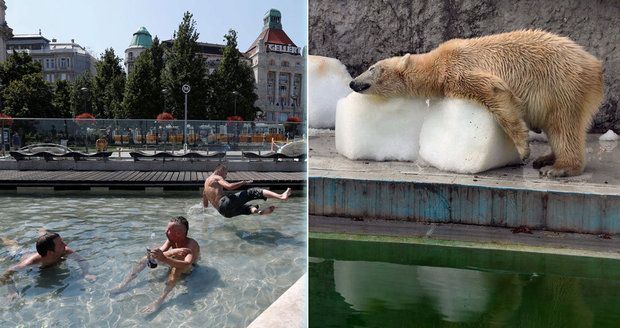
{"left": 335, "top": 92, "right": 429, "bottom": 161}
{"left": 308, "top": 55, "right": 352, "bottom": 129}
{"left": 599, "top": 129, "right": 619, "bottom": 141}
{"left": 419, "top": 99, "right": 521, "bottom": 173}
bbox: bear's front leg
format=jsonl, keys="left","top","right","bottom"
{"left": 447, "top": 71, "right": 530, "bottom": 161}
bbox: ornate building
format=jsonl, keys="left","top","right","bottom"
{"left": 7, "top": 33, "right": 96, "bottom": 82}
{"left": 246, "top": 9, "right": 305, "bottom": 123}
{"left": 0, "top": 0, "right": 12, "bottom": 62}
{"left": 124, "top": 26, "right": 152, "bottom": 74}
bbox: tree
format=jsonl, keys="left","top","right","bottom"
{"left": 161, "top": 12, "right": 208, "bottom": 120}
{"left": 3, "top": 74, "right": 53, "bottom": 117}
{"left": 206, "top": 29, "right": 258, "bottom": 120}
{"left": 150, "top": 36, "right": 165, "bottom": 115}
{"left": 70, "top": 73, "right": 93, "bottom": 116}
{"left": 52, "top": 80, "right": 72, "bottom": 117}
{"left": 0, "top": 52, "right": 42, "bottom": 87}
{"left": 122, "top": 49, "right": 160, "bottom": 118}
{"left": 92, "top": 48, "right": 125, "bottom": 118}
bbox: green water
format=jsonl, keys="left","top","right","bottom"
{"left": 309, "top": 238, "right": 620, "bottom": 328}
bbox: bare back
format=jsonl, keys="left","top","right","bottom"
{"left": 203, "top": 174, "right": 225, "bottom": 209}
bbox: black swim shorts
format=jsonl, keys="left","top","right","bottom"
{"left": 218, "top": 187, "right": 266, "bottom": 218}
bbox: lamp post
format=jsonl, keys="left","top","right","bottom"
{"left": 182, "top": 84, "right": 190, "bottom": 153}
{"left": 232, "top": 91, "right": 239, "bottom": 116}
{"left": 79, "top": 87, "right": 89, "bottom": 152}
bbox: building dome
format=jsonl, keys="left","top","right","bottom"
{"left": 128, "top": 26, "right": 152, "bottom": 48}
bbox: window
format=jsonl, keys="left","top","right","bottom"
{"left": 60, "top": 58, "right": 68, "bottom": 69}
{"left": 60, "top": 73, "right": 67, "bottom": 81}
{"left": 281, "top": 61, "right": 289, "bottom": 67}
{"left": 296, "top": 62, "right": 301, "bottom": 68}
{"left": 269, "top": 59, "right": 275, "bottom": 66}
{"left": 128, "top": 52, "right": 133, "bottom": 60}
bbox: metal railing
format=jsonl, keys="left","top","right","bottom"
{"left": 0, "top": 118, "right": 305, "bottom": 155}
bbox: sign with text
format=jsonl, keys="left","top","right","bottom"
{"left": 267, "top": 43, "right": 300, "bottom": 55}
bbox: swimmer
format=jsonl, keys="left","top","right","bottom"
{"left": 202, "top": 164, "right": 293, "bottom": 218}
{"left": 110, "top": 216, "right": 200, "bottom": 314}
{"left": 0, "top": 232, "right": 96, "bottom": 303}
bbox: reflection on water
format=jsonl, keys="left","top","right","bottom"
{"left": 0, "top": 192, "right": 306, "bottom": 327}
{"left": 309, "top": 238, "right": 620, "bottom": 328}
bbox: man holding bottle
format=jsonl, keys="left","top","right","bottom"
{"left": 110, "top": 216, "right": 200, "bottom": 314}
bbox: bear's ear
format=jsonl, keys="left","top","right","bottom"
{"left": 400, "top": 54, "right": 411, "bottom": 68}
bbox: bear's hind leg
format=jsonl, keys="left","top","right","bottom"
{"left": 448, "top": 71, "right": 530, "bottom": 161}
{"left": 539, "top": 124, "right": 585, "bottom": 177}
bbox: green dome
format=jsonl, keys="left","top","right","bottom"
{"left": 129, "top": 26, "right": 152, "bottom": 48}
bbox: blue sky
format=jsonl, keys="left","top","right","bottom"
{"left": 6, "top": 0, "right": 307, "bottom": 60}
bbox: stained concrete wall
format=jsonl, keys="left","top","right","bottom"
{"left": 309, "top": 0, "right": 619, "bottom": 132}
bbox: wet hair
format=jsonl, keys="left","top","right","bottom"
{"left": 214, "top": 164, "right": 227, "bottom": 173}
{"left": 36, "top": 232, "right": 60, "bottom": 256}
{"left": 170, "top": 216, "right": 189, "bottom": 236}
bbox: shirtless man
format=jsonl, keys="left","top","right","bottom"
{"left": 202, "top": 164, "right": 292, "bottom": 218}
{"left": 111, "top": 216, "right": 200, "bottom": 314}
{"left": 0, "top": 232, "right": 96, "bottom": 302}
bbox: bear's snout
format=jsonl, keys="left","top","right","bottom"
{"left": 350, "top": 80, "right": 371, "bottom": 93}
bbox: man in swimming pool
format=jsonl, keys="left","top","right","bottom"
{"left": 110, "top": 216, "right": 200, "bottom": 314}
{"left": 0, "top": 232, "right": 96, "bottom": 302}
{"left": 202, "top": 164, "right": 292, "bottom": 218}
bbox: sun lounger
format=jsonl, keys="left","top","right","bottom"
{"left": 129, "top": 151, "right": 225, "bottom": 162}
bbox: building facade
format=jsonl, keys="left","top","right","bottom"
{"left": 124, "top": 26, "right": 152, "bottom": 74}
{"left": 7, "top": 33, "right": 96, "bottom": 82}
{"left": 246, "top": 9, "right": 305, "bottom": 123}
{"left": 0, "top": 0, "right": 12, "bottom": 62}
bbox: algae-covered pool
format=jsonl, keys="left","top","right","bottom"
{"left": 309, "top": 237, "right": 620, "bottom": 328}
{"left": 0, "top": 192, "right": 306, "bottom": 327}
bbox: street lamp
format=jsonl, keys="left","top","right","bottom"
{"left": 232, "top": 91, "right": 240, "bottom": 116}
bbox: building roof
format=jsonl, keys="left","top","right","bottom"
{"left": 128, "top": 26, "right": 152, "bottom": 48}
{"left": 9, "top": 34, "right": 50, "bottom": 43}
{"left": 246, "top": 9, "right": 298, "bottom": 55}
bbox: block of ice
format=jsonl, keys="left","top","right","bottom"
{"left": 335, "top": 92, "right": 429, "bottom": 161}
{"left": 599, "top": 129, "right": 619, "bottom": 141}
{"left": 419, "top": 99, "right": 521, "bottom": 173}
{"left": 308, "top": 55, "right": 352, "bottom": 129}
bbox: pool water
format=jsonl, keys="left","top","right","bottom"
{"left": 309, "top": 238, "right": 620, "bottom": 328}
{"left": 0, "top": 192, "right": 306, "bottom": 327}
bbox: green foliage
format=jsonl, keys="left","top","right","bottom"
{"left": 122, "top": 49, "right": 161, "bottom": 119}
{"left": 3, "top": 74, "right": 54, "bottom": 117}
{"left": 0, "top": 52, "right": 42, "bottom": 86}
{"left": 70, "top": 73, "right": 94, "bottom": 117}
{"left": 0, "top": 52, "right": 52, "bottom": 118}
{"left": 52, "top": 80, "right": 72, "bottom": 117}
{"left": 206, "top": 29, "right": 258, "bottom": 120}
{"left": 161, "top": 12, "right": 209, "bottom": 120}
{"left": 92, "top": 48, "right": 125, "bottom": 118}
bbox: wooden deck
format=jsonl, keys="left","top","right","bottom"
{"left": 0, "top": 170, "right": 305, "bottom": 190}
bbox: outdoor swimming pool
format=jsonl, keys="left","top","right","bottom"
{"left": 0, "top": 191, "right": 306, "bottom": 327}
{"left": 309, "top": 237, "right": 620, "bottom": 328}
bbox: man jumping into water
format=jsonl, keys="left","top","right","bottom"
{"left": 202, "top": 164, "right": 292, "bottom": 218}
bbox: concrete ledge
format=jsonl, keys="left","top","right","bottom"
{"left": 247, "top": 273, "right": 306, "bottom": 328}
{"left": 310, "top": 176, "right": 620, "bottom": 234}
{"left": 310, "top": 215, "right": 620, "bottom": 259}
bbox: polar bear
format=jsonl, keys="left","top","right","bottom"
{"left": 349, "top": 30, "right": 604, "bottom": 177}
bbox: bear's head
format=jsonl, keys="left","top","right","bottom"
{"left": 349, "top": 54, "right": 414, "bottom": 97}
